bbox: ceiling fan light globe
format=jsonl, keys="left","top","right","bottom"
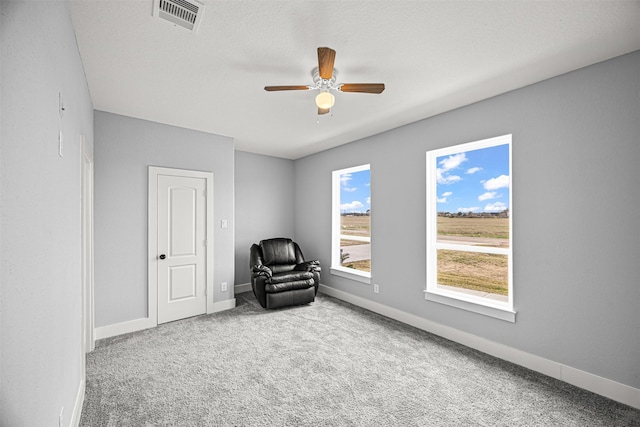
{"left": 315, "top": 91, "right": 335, "bottom": 109}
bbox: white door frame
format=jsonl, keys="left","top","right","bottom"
{"left": 148, "top": 166, "right": 214, "bottom": 325}
{"left": 81, "top": 135, "right": 95, "bottom": 353}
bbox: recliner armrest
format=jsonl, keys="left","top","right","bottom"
{"left": 294, "top": 260, "right": 321, "bottom": 273}
{"left": 252, "top": 264, "right": 273, "bottom": 279}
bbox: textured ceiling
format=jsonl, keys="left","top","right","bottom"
{"left": 69, "top": 1, "right": 640, "bottom": 159}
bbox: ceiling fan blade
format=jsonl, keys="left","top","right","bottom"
{"left": 318, "top": 47, "right": 336, "bottom": 80}
{"left": 264, "top": 85, "right": 310, "bottom": 91}
{"left": 339, "top": 83, "right": 385, "bottom": 94}
{"left": 318, "top": 107, "right": 330, "bottom": 115}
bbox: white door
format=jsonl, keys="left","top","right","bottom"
{"left": 156, "top": 172, "right": 209, "bottom": 324}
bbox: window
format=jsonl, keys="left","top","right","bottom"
{"left": 332, "top": 164, "right": 371, "bottom": 283}
{"left": 426, "top": 135, "right": 514, "bottom": 321}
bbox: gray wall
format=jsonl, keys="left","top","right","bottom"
{"left": 1, "top": 1, "right": 94, "bottom": 425}
{"left": 234, "top": 151, "right": 295, "bottom": 284}
{"left": 294, "top": 51, "right": 640, "bottom": 389}
{"left": 94, "top": 111, "right": 235, "bottom": 327}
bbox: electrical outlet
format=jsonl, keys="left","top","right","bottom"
{"left": 373, "top": 284, "right": 379, "bottom": 294}
{"left": 220, "top": 219, "right": 228, "bottom": 228}
{"left": 221, "top": 282, "right": 228, "bottom": 292}
{"left": 59, "top": 407, "right": 64, "bottom": 427}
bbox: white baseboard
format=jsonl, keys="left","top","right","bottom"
{"left": 319, "top": 284, "right": 640, "bottom": 410}
{"left": 210, "top": 298, "right": 236, "bottom": 313}
{"left": 71, "top": 379, "right": 85, "bottom": 427}
{"left": 95, "top": 298, "right": 238, "bottom": 341}
{"left": 95, "top": 317, "right": 155, "bottom": 340}
{"left": 235, "top": 282, "right": 251, "bottom": 294}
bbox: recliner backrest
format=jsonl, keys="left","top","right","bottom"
{"left": 260, "top": 238, "right": 298, "bottom": 266}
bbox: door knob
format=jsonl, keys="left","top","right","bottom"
{"left": 159, "top": 254, "right": 166, "bottom": 260}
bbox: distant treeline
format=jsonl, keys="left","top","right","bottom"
{"left": 438, "top": 209, "right": 509, "bottom": 218}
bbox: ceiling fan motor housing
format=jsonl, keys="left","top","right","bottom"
{"left": 312, "top": 67, "right": 338, "bottom": 91}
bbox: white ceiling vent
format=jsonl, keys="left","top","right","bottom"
{"left": 153, "top": 0, "right": 204, "bottom": 32}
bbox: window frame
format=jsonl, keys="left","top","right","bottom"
{"left": 331, "top": 164, "right": 371, "bottom": 284}
{"left": 425, "top": 135, "right": 515, "bottom": 322}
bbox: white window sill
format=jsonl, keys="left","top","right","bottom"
{"left": 331, "top": 267, "right": 371, "bottom": 285}
{"left": 424, "top": 287, "right": 516, "bottom": 322}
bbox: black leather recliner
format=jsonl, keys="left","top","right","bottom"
{"left": 250, "top": 238, "right": 321, "bottom": 309}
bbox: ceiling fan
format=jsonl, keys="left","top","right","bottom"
{"left": 264, "top": 47, "right": 385, "bottom": 116}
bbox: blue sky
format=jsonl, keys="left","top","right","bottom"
{"left": 340, "top": 169, "right": 370, "bottom": 213}
{"left": 436, "top": 144, "right": 510, "bottom": 213}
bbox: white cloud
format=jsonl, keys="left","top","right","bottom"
{"left": 457, "top": 206, "right": 480, "bottom": 213}
{"left": 438, "top": 191, "right": 453, "bottom": 203}
{"left": 366, "top": 197, "right": 371, "bottom": 205}
{"left": 437, "top": 153, "right": 467, "bottom": 184}
{"left": 466, "top": 167, "right": 482, "bottom": 174}
{"left": 478, "top": 191, "right": 498, "bottom": 201}
{"left": 341, "top": 201, "right": 364, "bottom": 211}
{"left": 439, "top": 153, "right": 467, "bottom": 171}
{"left": 483, "top": 174, "right": 510, "bottom": 190}
{"left": 484, "top": 202, "right": 507, "bottom": 212}
{"left": 340, "top": 173, "right": 357, "bottom": 191}
{"left": 437, "top": 170, "right": 462, "bottom": 184}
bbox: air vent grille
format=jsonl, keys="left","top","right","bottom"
{"left": 153, "top": 0, "right": 204, "bottom": 32}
